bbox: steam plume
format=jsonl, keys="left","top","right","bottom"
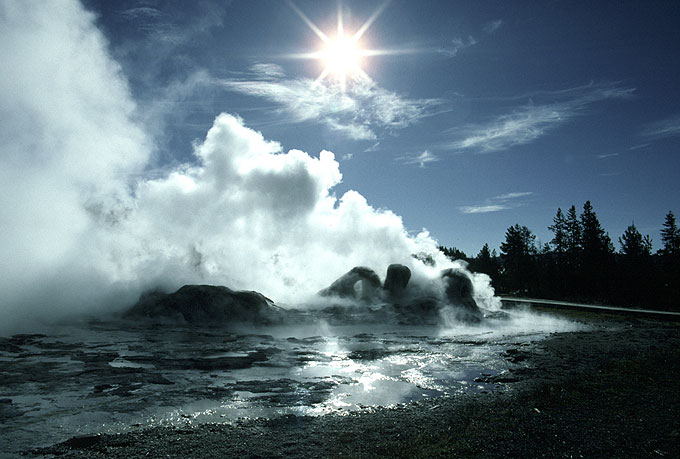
{"left": 0, "top": 0, "right": 498, "bottom": 334}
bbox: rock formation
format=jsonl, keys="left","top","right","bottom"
{"left": 317, "top": 263, "right": 482, "bottom": 323}
{"left": 383, "top": 264, "right": 411, "bottom": 298}
{"left": 124, "top": 285, "right": 283, "bottom": 324}
{"left": 440, "top": 268, "right": 482, "bottom": 321}
{"left": 318, "top": 266, "right": 382, "bottom": 300}
{"left": 440, "top": 268, "right": 478, "bottom": 311}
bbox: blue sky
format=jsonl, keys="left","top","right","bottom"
{"left": 65, "top": 0, "right": 680, "bottom": 254}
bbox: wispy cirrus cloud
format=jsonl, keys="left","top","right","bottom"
{"left": 248, "top": 63, "right": 286, "bottom": 80}
{"left": 396, "top": 150, "right": 440, "bottom": 168}
{"left": 459, "top": 191, "right": 533, "bottom": 214}
{"left": 446, "top": 83, "right": 634, "bottom": 153}
{"left": 448, "top": 105, "right": 564, "bottom": 153}
{"left": 642, "top": 115, "right": 680, "bottom": 140}
{"left": 363, "top": 142, "right": 381, "bottom": 153}
{"left": 117, "top": 3, "right": 224, "bottom": 45}
{"left": 438, "top": 36, "right": 477, "bottom": 57}
{"left": 483, "top": 19, "right": 503, "bottom": 34}
{"left": 597, "top": 153, "right": 619, "bottom": 159}
{"left": 220, "top": 65, "right": 443, "bottom": 141}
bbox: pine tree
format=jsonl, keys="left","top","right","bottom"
{"left": 500, "top": 224, "right": 537, "bottom": 293}
{"left": 565, "top": 205, "right": 582, "bottom": 260}
{"left": 660, "top": 211, "right": 680, "bottom": 256}
{"left": 549, "top": 208, "right": 568, "bottom": 258}
{"left": 439, "top": 245, "right": 468, "bottom": 261}
{"left": 581, "top": 201, "right": 613, "bottom": 256}
{"left": 658, "top": 211, "right": 680, "bottom": 310}
{"left": 469, "top": 243, "right": 500, "bottom": 282}
{"left": 478, "top": 243, "right": 492, "bottom": 261}
{"left": 617, "top": 223, "right": 655, "bottom": 308}
{"left": 619, "top": 223, "right": 652, "bottom": 258}
{"left": 580, "top": 201, "right": 614, "bottom": 300}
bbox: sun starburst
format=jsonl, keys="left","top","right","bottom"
{"left": 287, "top": 1, "right": 390, "bottom": 91}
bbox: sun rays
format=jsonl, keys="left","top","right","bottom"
{"left": 287, "top": 0, "right": 391, "bottom": 91}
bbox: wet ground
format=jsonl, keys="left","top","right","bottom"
{"left": 1, "top": 309, "right": 585, "bottom": 456}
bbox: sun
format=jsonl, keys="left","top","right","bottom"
{"left": 287, "top": 1, "right": 390, "bottom": 90}
{"left": 323, "top": 35, "right": 362, "bottom": 78}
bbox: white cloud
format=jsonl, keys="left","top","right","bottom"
{"left": 397, "top": 150, "right": 440, "bottom": 168}
{"left": 642, "top": 115, "right": 680, "bottom": 140}
{"left": 459, "top": 205, "right": 507, "bottom": 214}
{"left": 494, "top": 192, "right": 533, "bottom": 200}
{"left": 249, "top": 63, "right": 286, "bottom": 80}
{"left": 447, "top": 83, "right": 634, "bottom": 153}
{"left": 220, "top": 68, "right": 442, "bottom": 140}
{"left": 450, "top": 105, "right": 564, "bottom": 152}
{"left": 326, "top": 119, "right": 377, "bottom": 141}
{"left": 459, "top": 192, "right": 533, "bottom": 214}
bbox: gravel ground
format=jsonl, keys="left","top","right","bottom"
{"left": 32, "top": 310, "right": 680, "bottom": 458}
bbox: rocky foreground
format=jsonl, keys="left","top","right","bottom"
{"left": 33, "top": 310, "right": 680, "bottom": 458}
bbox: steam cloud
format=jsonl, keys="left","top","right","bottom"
{"left": 0, "top": 0, "right": 498, "bottom": 334}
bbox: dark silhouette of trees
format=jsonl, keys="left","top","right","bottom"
{"left": 564, "top": 205, "right": 583, "bottom": 288}
{"left": 659, "top": 211, "right": 680, "bottom": 309}
{"left": 549, "top": 208, "right": 567, "bottom": 260}
{"left": 439, "top": 246, "right": 468, "bottom": 261}
{"left": 660, "top": 211, "right": 680, "bottom": 256}
{"left": 565, "top": 205, "right": 582, "bottom": 259}
{"left": 456, "top": 204, "right": 679, "bottom": 311}
{"left": 500, "top": 224, "right": 536, "bottom": 294}
{"left": 546, "top": 208, "right": 569, "bottom": 296}
{"left": 616, "top": 223, "right": 655, "bottom": 307}
{"left": 581, "top": 201, "right": 614, "bottom": 255}
{"left": 579, "top": 201, "right": 614, "bottom": 300}
{"left": 619, "top": 224, "right": 652, "bottom": 258}
{"left": 469, "top": 243, "right": 501, "bottom": 281}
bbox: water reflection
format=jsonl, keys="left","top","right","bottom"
{"left": 0, "top": 310, "right": 585, "bottom": 455}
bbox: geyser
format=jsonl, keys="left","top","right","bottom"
{"left": 0, "top": 0, "right": 499, "bottom": 335}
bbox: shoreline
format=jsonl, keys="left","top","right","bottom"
{"left": 32, "top": 312, "right": 680, "bottom": 458}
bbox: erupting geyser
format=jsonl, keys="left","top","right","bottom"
{"left": 0, "top": 0, "right": 500, "bottom": 334}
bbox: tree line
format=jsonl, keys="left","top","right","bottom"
{"left": 440, "top": 202, "right": 680, "bottom": 311}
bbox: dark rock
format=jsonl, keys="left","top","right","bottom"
{"left": 317, "top": 264, "right": 484, "bottom": 323}
{"left": 440, "top": 268, "right": 479, "bottom": 311}
{"left": 383, "top": 264, "right": 411, "bottom": 298}
{"left": 124, "top": 285, "right": 283, "bottom": 325}
{"left": 63, "top": 434, "right": 102, "bottom": 450}
{"left": 318, "top": 266, "right": 382, "bottom": 300}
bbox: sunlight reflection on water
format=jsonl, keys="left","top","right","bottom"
{"left": 0, "top": 309, "right": 586, "bottom": 456}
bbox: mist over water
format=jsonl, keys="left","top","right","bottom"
{"left": 0, "top": 0, "right": 498, "bottom": 335}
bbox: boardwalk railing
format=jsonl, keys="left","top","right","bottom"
{"left": 500, "top": 297, "right": 680, "bottom": 320}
